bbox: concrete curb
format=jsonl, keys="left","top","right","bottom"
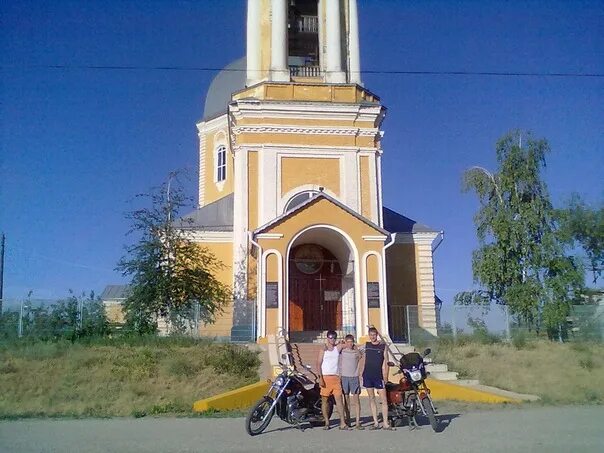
{"left": 426, "top": 378, "right": 522, "bottom": 403}
{"left": 192, "top": 381, "right": 270, "bottom": 412}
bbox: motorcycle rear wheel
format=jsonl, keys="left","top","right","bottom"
{"left": 245, "top": 397, "right": 274, "bottom": 436}
{"left": 421, "top": 397, "right": 439, "bottom": 432}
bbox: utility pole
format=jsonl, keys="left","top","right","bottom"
{"left": 0, "top": 233, "right": 5, "bottom": 314}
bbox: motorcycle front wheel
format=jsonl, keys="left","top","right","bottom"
{"left": 421, "top": 396, "right": 439, "bottom": 432}
{"left": 245, "top": 397, "right": 275, "bottom": 436}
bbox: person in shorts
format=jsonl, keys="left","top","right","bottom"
{"left": 362, "top": 327, "right": 394, "bottom": 430}
{"left": 316, "top": 330, "right": 348, "bottom": 430}
{"left": 340, "top": 334, "right": 364, "bottom": 429}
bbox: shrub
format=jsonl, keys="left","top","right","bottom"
{"left": 512, "top": 331, "right": 528, "bottom": 349}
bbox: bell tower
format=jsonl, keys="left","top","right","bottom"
{"left": 246, "top": 0, "right": 362, "bottom": 86}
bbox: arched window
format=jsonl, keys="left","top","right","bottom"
{"left": 216, "top": 145, "right": 226, "bottom": 182}
{"left": 284, "top": 190, "right": 318, "bottom": 213}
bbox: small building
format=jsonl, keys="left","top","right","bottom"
{"left": 100, "top": 285, "right": 129, "bottom": 325}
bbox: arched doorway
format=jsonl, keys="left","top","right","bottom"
{"left": 289, "top": 244, "right": 342, "bottom": 331}
{"left": 286, "top": 226, "right": 358, "bottom": 337}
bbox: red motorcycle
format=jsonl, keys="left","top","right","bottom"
{"left": 386, "top": 348, "right": 439, "bottom": 431}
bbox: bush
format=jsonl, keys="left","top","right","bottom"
{"left": 202, "top": 344, "right": 260, "bottom": 379}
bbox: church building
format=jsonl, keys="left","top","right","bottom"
{"left": 181, "top": 0, "right": 442, "bottom": 343}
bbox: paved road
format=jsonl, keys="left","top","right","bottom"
{"left": 1, "top": 405, "right": 602, "bottom": 453}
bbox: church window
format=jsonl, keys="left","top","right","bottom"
{"left": 284, "top": 190, "right": 318, "bottom": 213}
{"left": 216, "top": 145, "right": 226, "bottom": 182}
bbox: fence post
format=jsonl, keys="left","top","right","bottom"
{"left": 504, "top": 305, "right": 511, "bottom": 342}
{"left": 18, "top": 299, "right": 24, "bottom": 338}
{"left": 451, "top": 305, "right": 457, "bottom": 344}
{"left": 406, "top": 305, "right": 411, "bottom": 345}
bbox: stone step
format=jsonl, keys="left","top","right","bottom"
{"left": 455, "top": 379, "right": 481, "bottom": 386}
{"left": 426, "top": 363, "right": 448, "bottom": 373}
{"left": 429, "top": 371, "right": 459, "bottom": 381}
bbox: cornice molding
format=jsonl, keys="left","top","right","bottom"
{"left": 232, "top": 124, "right": 380, "bottom": 137}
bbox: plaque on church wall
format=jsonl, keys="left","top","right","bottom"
{"left": 324, "top": 290, "right": 341, "bottom": 301}
{"left": 265, "top": 282, "right": 279, "bottom": 308}
{"left": 367, "top": 282, "right": 380, "bottom": 308}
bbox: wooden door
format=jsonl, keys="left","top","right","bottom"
{"left": 288, "top": 245, "right": 342, "bottom": 332}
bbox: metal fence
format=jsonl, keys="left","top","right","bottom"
{"left": 400, "top": 303, "right": 604, "bottom": 345}
{"left": 0, "top": 297, "right": 258, "bottom": 343}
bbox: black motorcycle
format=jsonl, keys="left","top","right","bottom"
{"left": 245, "top": 354, "right": 333, "bottom": 436}
{"left": 386, "top": 348, "right": 440, "bottom": 432}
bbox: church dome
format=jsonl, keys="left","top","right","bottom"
{"left": 203, "top": 57, "right": 247, "bottom": 120}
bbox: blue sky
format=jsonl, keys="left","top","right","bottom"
{"left": 1, "top": 0, "right": 603, "bottom": 303}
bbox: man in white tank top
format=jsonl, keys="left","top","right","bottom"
{"left": 316, "top": 330, "right": 348, "bottom": 430}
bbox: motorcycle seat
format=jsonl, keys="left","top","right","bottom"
{"left": 385, "top": 382, "right": 402, "bottom": 392}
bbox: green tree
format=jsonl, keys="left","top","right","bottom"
{"left": 456, "top": 131, "right": 584, "bottom": 336}
{"left": 117, "top": 173, "right": 230, "bottom": 335}
{"left": 556, "top": 193, "right": 603, "bottom": 285}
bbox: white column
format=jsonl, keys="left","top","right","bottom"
{"left": 246, "top": 0, "right": 262, "bottom": 86}
{"left": 270, "top": 0, "right": 289, "bottom": 82}
{"left": 325, "top": 0, "right": 345, "bottom": 83}
{"left": 348, "top": 0, "right": 361, "bottom": 85}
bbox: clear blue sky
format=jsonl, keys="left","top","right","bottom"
{"left": 1, "top": 0, "right": 603, "bottom": 302}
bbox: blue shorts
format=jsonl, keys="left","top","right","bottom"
{"left": 341, "top": 376, "right": 361, "bottom": 395}
{"left": 362, "top": 375, "right": 384, "bottom": 389}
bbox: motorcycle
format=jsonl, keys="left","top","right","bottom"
{"left": 245, "top": 353, "right": 333, "bottom": 436}
{"left": 386, "top": 348, "right": 440, "bottom": 432}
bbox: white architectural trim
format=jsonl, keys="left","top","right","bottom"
{"left": 362, "top": 235, "right": 387, "bottom": 241}
{"left": 256, "top": 233, "right": 284, "bottom": 239}
{"left": 279, "top": 184, "right": 339, "bottom": 214}
{"left": 348, "top": 0, "right": 361, "bottom": 85}
{"left": 233, "top": 149, "right": 249, "bottom": 301}
{"left": 361, "top": 250, "right": 384, "bottom": 333}
{"left": 270, "top": 0, "right": 289, "bottom": 82}
{"left": 325, "top": 0, "right": 345, "bottom": 83}
{"left": 248, "top": 232, "right": 263, "bottom": 338}
{"left": 185, "top": 231, "right": 233, "bottom": 243}
{"left": 262, "top": 249, "right": 284, "bottom": 334}
{"left": 232, "top": 124, "right": 380, "bottom": 137}
{"left": 368, "top": 152, "right": 378, "bottom": 223}
{"left": 376, "top": 153, "right": 384, "bottom": 227}
{"left": 233, "top": 143, "right": 380, "bottom": 153}
{"left": 344, "top": 150, "right": 360, "bottom": 212}
{"left": 198, "top": 125, "right": 206, "bottom": 207}
{"left": 284, "top": 225, "right": 361, "bottom": 337}
{"left": 229, "top": 101, "right": 384, "bottom": 120}
{"left": 246, "top": 0, "right": 262, "bottom": 86}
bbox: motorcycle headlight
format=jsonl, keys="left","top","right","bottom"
{"left": 275, "top": 376, "right": 285, "bottom": 387}
{"left": 409, "top": 370, "right": 423, "bottom": 382}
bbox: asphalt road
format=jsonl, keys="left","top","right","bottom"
{"left": 1, "top": 405, "right": 602, "bottom": 453}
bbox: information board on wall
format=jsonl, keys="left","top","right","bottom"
{"left": 265, "top": 282, "right": 279, "bottom": 308}
{"left": 367, "top": 282, "right": 380, "bottom": 308}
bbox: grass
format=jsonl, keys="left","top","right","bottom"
{"left": 0, "top": 337, "right": 260, "bottom": 418}
{"left": 425, "top": 337, "right": 604, "bottom": 405}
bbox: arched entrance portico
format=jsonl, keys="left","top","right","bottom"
{"left": 285, "top": 226, "right": 358, "bottom": 337}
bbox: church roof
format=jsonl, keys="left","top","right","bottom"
{"left": 177, "top": 194, "right": 234, "bottom": 231}
{"left": 100, "top": 285, "right": 130, "bottom": 301}
{"left": 254, "top": 191, "right": 389, "bottom": 236}
{"left": 203, "top": 57, "right": 246, "bottom": 120}
{"left": 382, "top": 207, "right": 438, "bottom": 234}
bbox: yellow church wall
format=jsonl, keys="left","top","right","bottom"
{"left": 385, "top": 243, "right": 419, "bottom": 306}
{"left": 236, "top": 132, "right": 359, "bottom": 148}
{"left": 365, "top": 253, "right": 380, "bottom": 282}
{"left": 359, "top": 156, "right": 371, "bottom": 218}
{"left": 256, "top": 198, "right": 384, "bottom": 256}
{"left": 280, "top": 157, "right": 340, "bottom": 197}
{"left": 266, "top": 308, "right": 278, "bottom": 335}
{"left": 248, "top": 151, "right": 259, "bottom": 230}
{"left": 232, "top": 83, "right": 380, "bottom": 104}
{"left": 247, "top": 254, "right": 258, "bottom": 301}
{"left": 195, "top": 241, "right": 234, "bottom": 336}
{"left": 368, "top": 308, "right": 381, "bottom": 331}
{"left": 266, "top": 253, "right": 279, "bottom": 282}
{"left": 202, "top": 126, "right": 234, "bottom": 205}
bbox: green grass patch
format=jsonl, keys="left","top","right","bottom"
{"left": 425, "top": 338, "right": 604, "bottom": 404}
{"left": 0, "top": 337, "right": 260, "bottom": 418}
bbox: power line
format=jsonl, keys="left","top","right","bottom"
{"left": 2, "top": 64, "right": 603, "bottom": 78}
